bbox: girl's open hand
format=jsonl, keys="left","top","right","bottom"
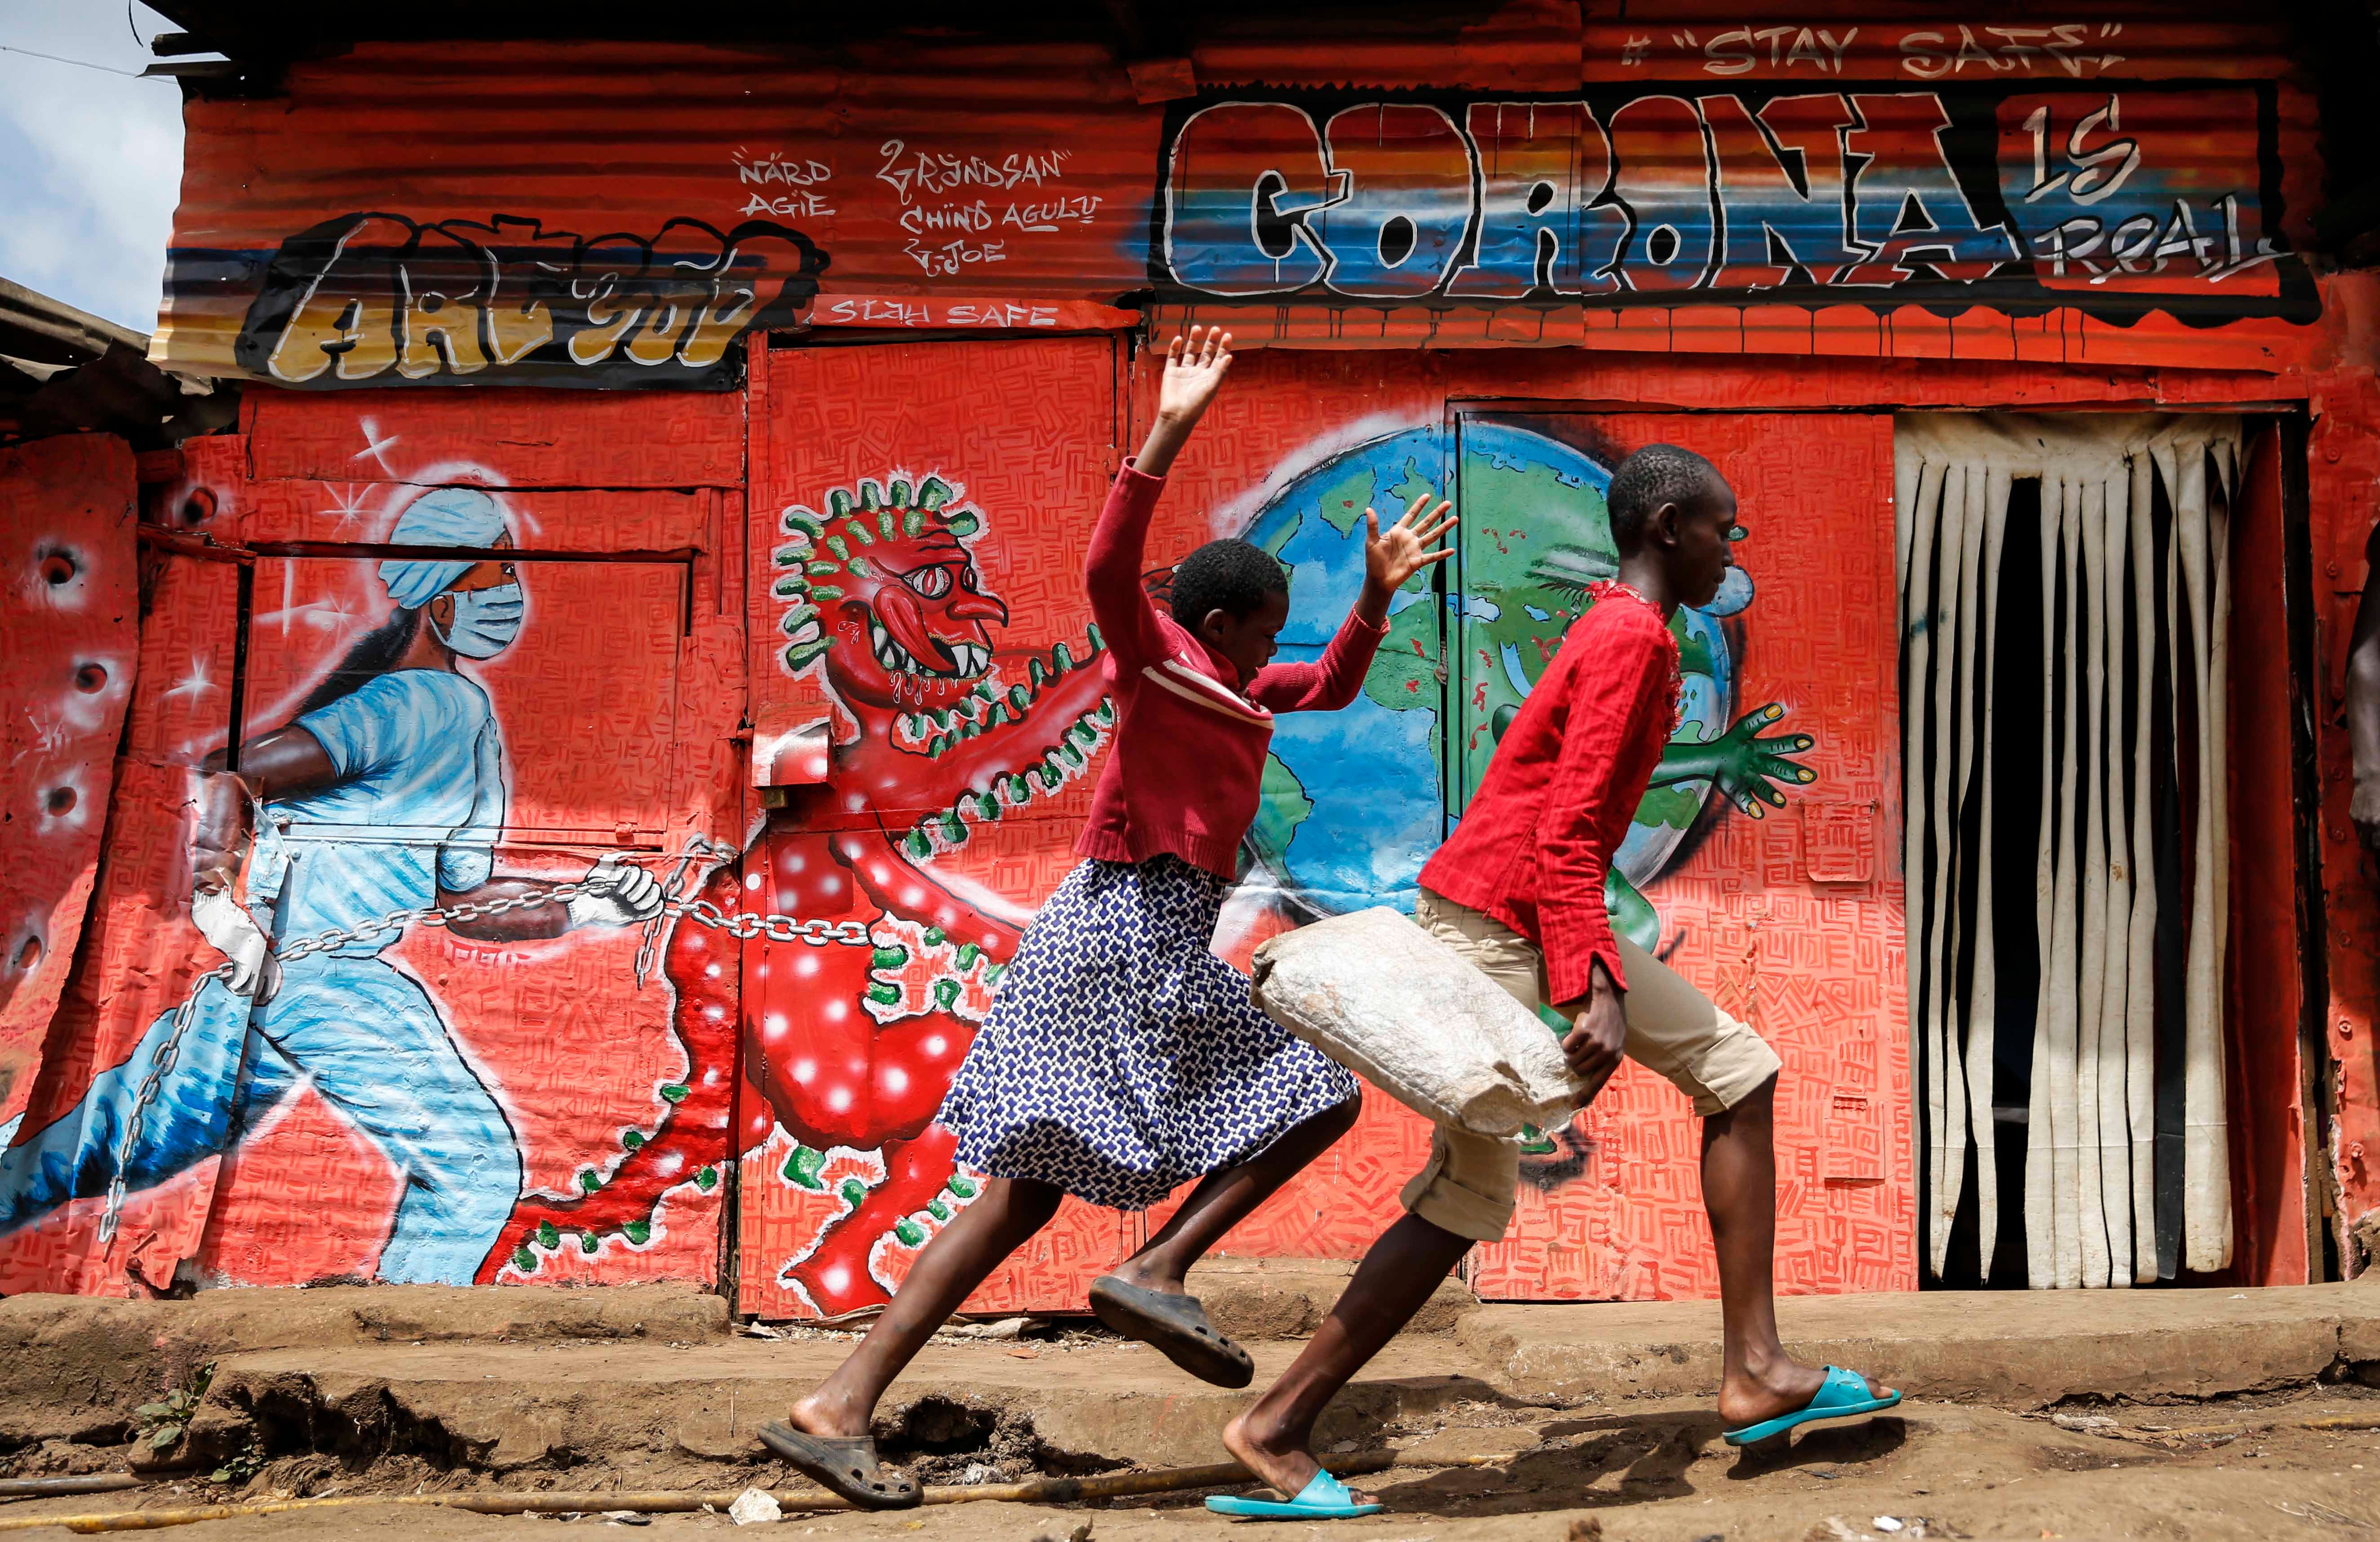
{"left": 1363, "top": 491, "right": 1458, "bottom": 594}
{"left": 1154, "top": 326, "right": 1233, "bottom": 427}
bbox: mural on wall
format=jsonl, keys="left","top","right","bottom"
{"left": 1155, "top": 86, "right": 2304, "bottom": 318}
{"left": 154, "top": 38, "right": 2322, "bottom": 385}
{"left": 234, "top": 215, "right": 829, "bottom": 389}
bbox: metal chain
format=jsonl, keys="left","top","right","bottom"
{"left": 96, "top": 839, "right": 867, "bottom": 1246}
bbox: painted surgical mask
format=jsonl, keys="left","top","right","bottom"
{"left": 436, "top": 582, "right": 524, "bottom": 658}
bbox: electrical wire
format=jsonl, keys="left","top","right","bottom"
{"left": 0, "top": 42, "right": 159, "bottom": 80}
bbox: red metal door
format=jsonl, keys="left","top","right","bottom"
{"left": 736, "top": 336, "right": 1132, "bottom": 1317}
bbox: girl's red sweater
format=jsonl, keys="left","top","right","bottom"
{"left": 1076, "top": 463, "right": 1387, "bottom": 879}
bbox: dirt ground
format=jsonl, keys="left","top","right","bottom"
{"left": 6, "top": 1388, "right": 2378, "bottom": 1542}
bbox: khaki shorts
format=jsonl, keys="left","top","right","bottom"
{"left": 1397, "top": 889, "right": 1784, "bottom": 1243}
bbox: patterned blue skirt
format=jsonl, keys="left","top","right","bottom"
{"left": 938, "top": 855, "right": 1360, "bottom": 1211}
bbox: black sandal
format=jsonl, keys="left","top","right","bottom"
{"left": 756, "top": 1422, "right": 922, "bottom": 1510}
{"left": 1087, "top": 1275, "right": 1254, "bottom": 1388}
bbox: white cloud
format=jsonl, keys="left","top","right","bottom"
{"left": 0, "top": 3, "right": 190, "bottom": 331}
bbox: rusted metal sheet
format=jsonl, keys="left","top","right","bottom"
{"left": 0, "top": 437, "right": 138, "bottom": 1141}
{"left": 155, "top": 12, "right": 2325, "bottom": 383}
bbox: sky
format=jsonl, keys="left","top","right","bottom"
{"left": 0, "top": 2, "right": 200, "bottom": 332}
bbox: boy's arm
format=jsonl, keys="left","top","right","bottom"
{"left": 1536, "top": 616, "right": 1674, "bottom": 1005}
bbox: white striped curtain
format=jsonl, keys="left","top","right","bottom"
{"left": 1897, "top": 413, "right": 2241, "bottom": 1289}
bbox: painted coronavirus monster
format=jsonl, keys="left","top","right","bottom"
{"left": 480, "top": 475, "right": 1112, "bottom": 1313}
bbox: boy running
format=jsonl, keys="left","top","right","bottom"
{"left": 1210, "top": 444, "right": 1898, "bottom": 1521}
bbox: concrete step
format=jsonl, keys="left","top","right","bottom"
{"left": 1460, "top": 1281, "right": 2380, "bottom": 1407}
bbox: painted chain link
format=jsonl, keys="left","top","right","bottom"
{"left": 96, "top": 839, "right": 864, "bottom": 1246}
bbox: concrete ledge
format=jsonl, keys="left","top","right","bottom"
{"left": 0, "top": 1285, "right": 729, "bottom": 1445}
{"left": 1460, "top": 1281, "right": 2380, "bottom": 1407}
{"left": 1185, "top": 1257, "right": 1477, "bottom": 1339}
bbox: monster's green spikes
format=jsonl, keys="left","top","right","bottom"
{"left": 924, "top": 926, "right": 947, "bottom": 946}
{"left": 958, "top": 719, "right": 980, "bottom": 741}
{"left": 780, "top": 603, "right": 819, "bottom": 636}
{"left": 859, "top": 480, "right": 884, "bottom": 510}
{"left": 917, "top": 477, "right": 953, "bottom": 510}
{"left": 878, "top": 509, "right": 897, "bottom": 540}
{"left": 931, "top": 708, "right": 953, "bottom": 730}
{"left": 873, "top": 945, "right": 910, "bottom": 972}
{"left": 824, "top": 535, "right": 850, "bottom": 561}
{"left": 660, "top": 1083, "right": 690, "bottom": 1104}
{"left": 944, "top": 511, "right": 979, "bottom": 537}
{"left": 866, "top": 982, "right": 901, "bottom": 1006}
{"left": 1036, "top": 759, "right": 1064, "bottom": 791}
{"left": 514, "top": 1246, "right": 537, "bottom": 1272}
{"left": 904, "top": 829, "right": 932, "bottom": 860}
{"left": 807, "top": 560, "right": 840, "bottom": 577}
{"left": 932, "top": 979, "right": 961, "bottom": 1011}
{"left": 903, "top": 714, "right": 928, "bottom": 739}
{"left": 622, "top": 1219, "right": 651, "bottom": 1246}
{"left": 827, "top": 489, "right": 853, "bottom": 518}
{"left": 926, "top": 734, "right": 949, "bottom": 759}
{"left": 783, "top": 508, "right": 824, "bottom": 538}
{"left": 1006, "top": 772, "right": 1032, "bottom": 802}
{"left": 1086, "top": 623, "right": 1106, "bottom": 652}
{"left": 579, "top": 1169, "right": 602, "bottom": 1193}
{"left": 972, "top": 681, "right": 997, "bottom": 703}
{"left": 1059, "top": 741, "right": 1085, "bottom": 769}
{"left": 893, "top": 1219, "right": 926, "bottom": 1247}
{"left": 580, "top": 1231, "right": 600, "bottom": 1255}
{"left": 537, "top": 1220, "right": 561, "bottom": 1250}
{"left": 1070, "top": 719, "right": 1097, "bottom": 747}
{"left": 1052, "top": 641, "right": 1075, "bottom": 672}
{"left": 785, "top": 640, "right": 830, "bottom": 670}
{"left": 847, "top": 556, "right": 874, "bottom": 579}
{"left": 983, "top": 963, "right": 1006, "bottom": 987}
{"left": 839, "top": 1177, "right": 865, "bottom": 1209}
{"left": 956, "top": 942, "right": 982, "bottom": 970}
{"left": 696, "top": 1167, "right": 718, "bottom": 1191}
{"left": 904, "top": 510, "right": 924, "bottom": 538}
{"left": 845, "top": 517, "right": 875, "bottom": 547}
{"left": 810, "top": 585, "right": 844, "bottom": 601}
{"left": 622, "top": 1130, "right": 646, "bottom": 1152}
{"left": 890, "top": 478, "right": 913, "bottom": 507}
{"left": 971, "top": 791, "right": 1001, "bottom": 821}
{"left": 774, "top": 546, "right": 808, "bottom": 566}
{"left": 982, "top": 704, "right": 1010, "bottom": 730}
{"left": 1093, "top": 699, "right": 1115, "bottom": 724}
{"left": 926, "top": 1197, "right": 952, "bottom": 1222}
{"left": 945, "top": 1174, "right": 978, "bottom": 1199}
{"left": 783, "top": 1144, "right": 827, "bottom": 1189}
{"left": 1027, "top": 657, "right": 1048, "bottom": 688}
{"left": 773, "top": 577, "right": 808, "bottom": 598}
{"left": 1008, "top": 685, "right": 1031, "bottom": 714}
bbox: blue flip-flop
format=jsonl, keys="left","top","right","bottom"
{"left": 1722, "top": 1365, "right": 1902, "bottom": 1446}
{"left": 1206, "top": 1468, "right": 1383, "bottom": 1520}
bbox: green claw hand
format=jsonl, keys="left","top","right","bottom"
{"left": 1652, "top": 702, "right": 1817, "bottom": 819}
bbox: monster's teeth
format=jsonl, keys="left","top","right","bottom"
{"left": 1007, "top": 685, "right": 1031, "bottom": 714}
{"left": 1051, "top": 641, "right": 1074, "bottom": 673}
{"left": 1086, "top": 623, "right": 1105, "bottom": 653}
{"left": 1027, "top": 658, "right": 1047, "bottom": 688}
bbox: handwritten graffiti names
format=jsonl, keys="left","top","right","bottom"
{"left": 873, "top": 141, "right": 1099, "bottom": 278}
{"left": 735, "top": 148, "right": 836, "bottom": 220}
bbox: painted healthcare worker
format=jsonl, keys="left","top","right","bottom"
{"left": 0, "top": 487, "right": 661, "bottom": 1283}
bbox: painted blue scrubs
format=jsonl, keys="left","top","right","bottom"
{"left": 0, "top": 669, "right": 522, "bottom": 1283}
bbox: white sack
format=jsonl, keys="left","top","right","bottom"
{"left": 1249, "top": 907, "right": 1580, "bottom": 1138}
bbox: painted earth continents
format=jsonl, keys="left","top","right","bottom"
{"left": 1238, "top": 421, "right": 1813, "bottom": 952}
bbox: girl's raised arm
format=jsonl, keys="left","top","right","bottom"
{"left": 1084, "top": 327, "right": 1235, "bottom": 671}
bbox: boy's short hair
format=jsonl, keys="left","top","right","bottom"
{"left": 1170, "top": 538, "right": 1289, "bottom": 627}
{"left": 1608, "top": 445, "right": 1723, "bottom": 552}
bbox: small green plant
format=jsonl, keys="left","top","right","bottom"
{"left": 209, "top": 1437, "right": 266, "bottom": 1485}
{"left": 135, "top": 1363, "right": 213, "bottom": 1452}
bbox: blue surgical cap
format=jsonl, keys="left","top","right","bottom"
{"left": 378, "top": 487, "right": 510, "bottom": 609}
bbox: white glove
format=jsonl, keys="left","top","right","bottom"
{"left": 191, "top": 887, "right": 279, "bottom": 1003}
{"left": 564, "top": 856, "right": 665, "bottom": 929}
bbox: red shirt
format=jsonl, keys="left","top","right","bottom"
{"left": 1076, "top": 463, "right": 1387, "bottom": 879}
{"left": 1418, "top": 588, "right": 1678, "bottom": 1004}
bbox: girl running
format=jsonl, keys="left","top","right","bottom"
{"left": 760, "top": 327, "right": 1453, "bottom": 1508}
